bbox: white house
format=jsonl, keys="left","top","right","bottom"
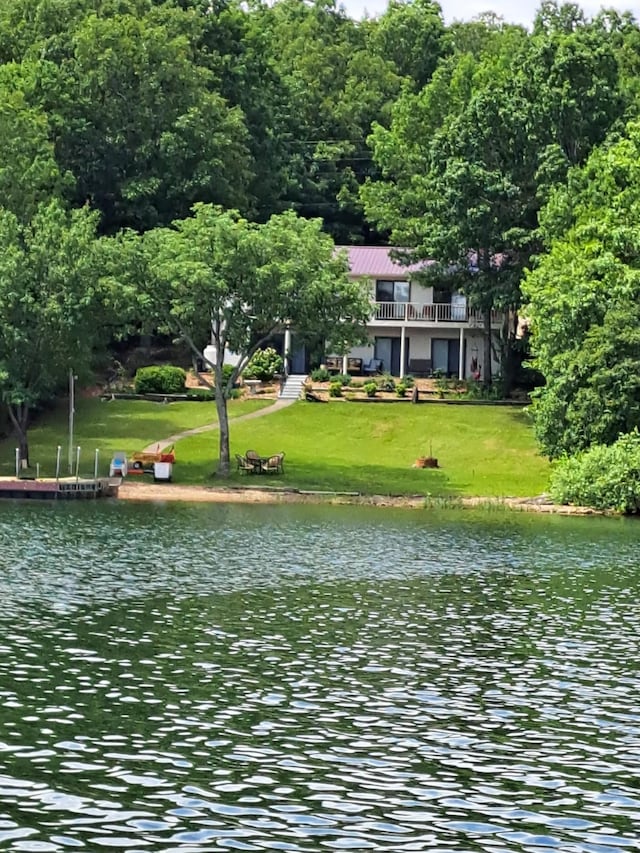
{"left": 318, "top": 246, "right": 502, "bottom": 380}
{"left": 214, "top": 246, "right": 503, "bottom": 380}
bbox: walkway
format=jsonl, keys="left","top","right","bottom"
{"left": 142, "top": 397, "right": 296, "bottom": 453}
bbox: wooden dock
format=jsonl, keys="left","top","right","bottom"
{"left": 0, "top": 476, "right": 122, "bottom": 500}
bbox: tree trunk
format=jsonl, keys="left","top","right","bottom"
{"left": 499, "top": 310, "right": 522, "bottom": 397}
{"left": 8, "top": 403, "right": 30, "bottom": 468}
{"left": 214, "top": 362, "right": 231, "bottom": 477}
{"left": 483, "top": 308, "right": 493, "bottom": 387}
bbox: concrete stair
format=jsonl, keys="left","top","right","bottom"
{"left": 279, "top": 374, "right": 307, "bottom": 400}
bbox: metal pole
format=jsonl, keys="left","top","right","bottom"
{"left": 75, "top": 446, "right": 81, "bottom": 482}
{"left": 36, "top": 463, "right": 40, "bottom": 479}
{"left": 15, "top": 448, "right": 19, "bottom": 478}
{"left": 94, "top": 449, "right": 99, "bottom": 481}
{"left": 55, "top": 446, "right": 61, "bottom": 482}
{"left": 68, "top": 369, "right": 75, "bottom": 474}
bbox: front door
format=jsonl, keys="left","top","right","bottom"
{"left": 290, "top": 343, "right": 307, "bottom": 374}
{"left": 375, "top": 337, "right": 407, "bottom": 376}
{"left": 432, "top": 339, "right": 460, "bottom": 377}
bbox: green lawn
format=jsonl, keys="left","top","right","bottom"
{"left": 0, "top": 397, "right": 550, "bottom": 497}
{"left": 0, "top": 397, "right": 271, "bottom": 478}
{"left": 175, "top": 401, "right": 550, "bottom": 497}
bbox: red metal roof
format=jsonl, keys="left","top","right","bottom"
{"left": 336, "top": 246, "right": 432, "bottom": 278}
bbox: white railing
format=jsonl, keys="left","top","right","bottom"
{"left": 372, "top": 302, "right": 501, "bottom": 325}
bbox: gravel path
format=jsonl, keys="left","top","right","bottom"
{"left": 142, "top": 397, "right": 296, "bottom": 453}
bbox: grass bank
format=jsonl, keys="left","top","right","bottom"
{"left": 177, "top": 401, "right": 549, "bottom": 498}
{"left": 0, "top": 397, "right": 270, "bottom": 477}
{"left": 0, "top": 397, "right": 549, "bottom": 498}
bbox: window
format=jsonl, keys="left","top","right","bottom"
{"left": 432, "top": 287, "right": 451, "bottom": 304}
{"left": 376, "top": 280, "right": 410, "bottom": 302}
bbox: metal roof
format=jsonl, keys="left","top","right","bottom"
{"left": 336, "top": 246, "right": 432, "bottom": 278}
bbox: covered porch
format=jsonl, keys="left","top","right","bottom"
{"left": 337, "top": 326, "right": 488, "bottom": 380}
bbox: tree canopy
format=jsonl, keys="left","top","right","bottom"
{"left": 523, "top": 121, "right": 640, "bottom": 458}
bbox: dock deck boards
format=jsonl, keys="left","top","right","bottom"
{"left": 0, "top": 477, "right": 121, "bottom": 499}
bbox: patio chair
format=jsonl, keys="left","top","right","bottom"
{"left": 261, "top": 452, "right": 285, "bottom": 474}
{"left": 236, "top": 454, "right": 256, "bottom": 474}
{"left": 363, "top": 357, "right": 383, "bottom": 376}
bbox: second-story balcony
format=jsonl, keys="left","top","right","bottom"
{"left": 371, "top": 301, "right": 502, "bottom": 326}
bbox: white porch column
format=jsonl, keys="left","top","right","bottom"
{"left": 400, "top": 326, "right": 406, "bottom": 379}
{"left": 458, "top": 326, "right": 465, "bottom": 380}
{"left": 342, "top": 354, "right": 348, "bottom": 374}
{"left": 284, "top": 327, "right": 292, "bottom": 376}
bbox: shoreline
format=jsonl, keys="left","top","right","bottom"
{"left": 117, "top": 481, "right": 601, "bottom": 515}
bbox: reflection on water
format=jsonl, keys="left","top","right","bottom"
{"left": 0, "top": 501, "right": 639, "bottom": 851}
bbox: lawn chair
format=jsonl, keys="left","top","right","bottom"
{"left": 261, "top": 452, "right": 285, "bottom": 474}
{"left": 245, "top": 449, "right": 263, "bottom": 473}
{"left": 363, "top": 357, "right": 383, "bottom": 376}
{"left": 236, "top": 454, "right": 256, "bottom": 474}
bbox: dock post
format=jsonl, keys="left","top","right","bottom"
{"left": 94, "top": 449, "right": 99, "bottom": 480}
{"left": 55, "top": 446, "right": 61, "bottom": 482}
{"left": 75, "top": 446, "right": 81, "bottom": 482}
{"left": 15, "top": 448, "right": 19, "bottom": 478}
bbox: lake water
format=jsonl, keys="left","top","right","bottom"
{"left": 0, "top": 501, "right": 639, "bottom": 852}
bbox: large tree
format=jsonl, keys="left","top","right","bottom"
{"left": 362, "top": 3, "right": 627, "bottom": 388}
{"left": 0, "top": 201, "right": 109, "bottom": 465}
{"left": 523, "top": 121, "right": 640, "bottom": 458}
{"left": 141, "top": 204, "right": 370, "bottom": 476}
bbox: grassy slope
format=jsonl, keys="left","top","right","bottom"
{"left": 176, "top": 401, "right": 550, "bottom": 497}
{"left": 0, "top": 397, "right": 271, "bottom": 478}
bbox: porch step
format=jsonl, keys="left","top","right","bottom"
{"left": 279, "top": 374, "right": 307, "bottom": 400}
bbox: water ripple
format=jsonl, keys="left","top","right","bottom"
{"left": 0, "top": 503, "right": 638, "bottom": 851}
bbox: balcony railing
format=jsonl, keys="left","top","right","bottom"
{"left": 372, "top": 301, "right": 502, "bottom": 325}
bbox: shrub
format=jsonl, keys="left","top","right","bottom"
{"left": 134, "top": 365, "right": 186, "bottom": 395}
{"left": 222, "top": 363, "right": 236, "bottom": 386}
{"left": 378, "top": 373, "right": 396, "bottom": 391}
{"left": 329, "top": 381, "right": 343, "bottom": 397}
{"left": 433, "top": 371, "right": 452, "bottom": 398}
{"left": 186, "top": 388, "right": 215, "bottom": 401}
{"left": 333, "top": 373, "right": 352, "bottom": 386}
{"left": 363, "top": 381, "right": 377, "bottom": 397}
{"left": 243, "top": 347, "right": 283, "bottom": 381}
{"left": 403, "top": 374, "right": 415, "bottom": 388}
{"left": 396, "top": 382, "right": 407, "bottom": 397}
{"left": 550, "top": 430, "right": 640, "bottom": 512}
{"left": 463, "top": 378, "right": 506, "bottom": 401}
{"left": 310, "top": 367, "right": 331, "bottom": 382}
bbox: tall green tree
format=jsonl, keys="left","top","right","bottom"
{"left": 141, "top": 204, "right": 370, "bottom": 476}
{"left": 362, "top": 4, "right": 627, "bottom": 387}
{"left": 0, "top": 201, "right": 109, "bottom": 464}
{"left": 361, "top": 29, "right": 531, "bottom": 386}
{"left": 523, "top": 121, "right": 640, "bottom": 458}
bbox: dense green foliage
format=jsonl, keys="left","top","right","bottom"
{"left": 524, "top": 121, "right": 640, "bottom": 458}
{"left": 134, "top": 365, "right": 186, "bottom": 395}
{"left": 550, "top": 431, "right": 640, "bottom": 513}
